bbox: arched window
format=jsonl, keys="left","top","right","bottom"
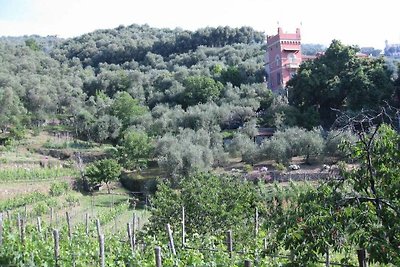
{"left": 275, "top": 55, "right": 281, "bottom": 67}
{"left": 288, "top": 53, "right": 296, "bottom": 63}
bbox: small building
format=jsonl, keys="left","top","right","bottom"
{"left": 254, "top": 127, "right": 275, "bottom": 145}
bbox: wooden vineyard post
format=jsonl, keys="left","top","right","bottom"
{"left": 244, "top": 259, "right": 252, "bottom": 267}
{"left": 155, "top": 246, "right": 162, "bottom": 267}
{"left": 166, "top": 223, "right": 176, "bottom": 256}
{"left": 263, "top": 237, "right": 267, "bottom": 250}
{"left": 50, "top": 207, "right": 54, "bottom": 226}
{"left": 37, "top": 217, "right": 42, "bottom": 233}
{"left": 53, "top": 229, "right": 59, "bottom": 267}
{"left": 226, "top": 230, "right": 233, "bottom": 258}
{"left": 19, "top": 217, "right": 25, "bottom": 244}
{"left": 17, "top": 213, "right": 21, "bottom": 230}
{"left": 132, "top": 213, "right": 137, "bottom": 248}
{"left": 182, "top": 206, "right": 186, "bottom": 247}
{"left": 66, "top": 212, "right": 72, "bottom": 240}
{"left": 96, "top": 218, "right": 102, "bottom": 238}
{"left": 254, "top": 207, "right": 259, "bottom": 237}
{"left": 85, "top": 213, "right": 89, "bottom": 236}
{"left": 99, "top": 234, "right": 105, "bottom": 267}
{"left": 325, "top": 248, "right": 330, "bottom": 267}
{"left": 357, "top": 249, "right": 368, "bottom": 267}
{"left": 127, "top": 222, "right": 134, "bottom": 256}
{"left": 0, "top": 213, "right": 3, "bottom": 246}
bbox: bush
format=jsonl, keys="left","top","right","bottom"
{"left": 65, "top": 194, "right": 80, "bottom": 207}
{"left": 324, "top": 130, "right": 356, "bottom": 158}
{"left": 155, "top": 129, "right": 215, "bottom": 177}
{"left": 45, "top": 198, "right": 58, "bottom": 208}
{"left": 43, "top": 139, "right": 67, "bottom": 149}
{"left": 49, "top": 181, "right": 69, "bottom": 196}
{"left": 272, "top": 162, "right": 287, "bottom": 172}
{"left": 243, "top": 164, "right": 253, "bottom": 172}
{"left": 33, "top": 202, "right": 48, "bottom": 216}
{"left": 261, "top": 127, "right": 325, "bottom": 164}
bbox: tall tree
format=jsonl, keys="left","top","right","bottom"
{"left": 118, "top": 130, "right": 153, "bottom": 171}
{"left": 288, "top": 40, "right": 394, "bottom": 128}
{"left": 181, "top": 76, "right": 223, "bottom": 107}
{"left": 0, "top": 87, "right": 26, "bottom": 132}
{"left": 111, "top": 91, "right": 147, "bottom": 130}
{"left": 85, "top": 159, "right": 121, "bottom": 194}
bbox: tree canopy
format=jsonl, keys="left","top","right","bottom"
{"left": 288, "top": 40, "right": 394, "bottom": 128}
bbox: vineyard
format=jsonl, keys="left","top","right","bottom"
{"left": 0, "top": 203, "right": 372, "bottom": 267}
{"left": 0, "top": 124, "right": 400, "bottom": 266}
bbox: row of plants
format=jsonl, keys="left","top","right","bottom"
{"left": 1, "top": 182, "right": 74, "bottom": 220}
{"left": 0, "top": 210, "right": 301, "bottom": 267}
{"left": 0, "top": 192, "right": 47, "bottom": 212}
{"left": 0, "top": 167, "right": 78, "bottom": 182}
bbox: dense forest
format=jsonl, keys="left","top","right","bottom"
{"left": 1, "top": 24, "right": 400, "bottom": 175}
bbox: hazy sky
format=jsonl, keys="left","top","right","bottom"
{"left": 0, "top": 0, "right": 398, "bottom": 49}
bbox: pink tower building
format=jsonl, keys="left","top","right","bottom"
{"left": 266, "top": 27, "right": 302, "bottom": 91}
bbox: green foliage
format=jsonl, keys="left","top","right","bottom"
{"left": 111, "top": 91, "right": 148, "bottom": 129}
{"left": 181, "top": 76, "right": 223, "bottom": 107}
{"left": 155, "top": 129, "right": 216, "bottom": 178}
{"left": 324, "top": 129, "right": 357, "bottom": 158}
{"left": 301, "top": 43, "right": 326, "bottom": 56}
{"left": 43, "top": 138, "right": 67, "bottom": 149}
{"left": 261, "top": 127, "right": 325, "bottom": 164}
{"left": 0, "top": 87, "right": 27, "bottom": 132}
{"left": 272, "top": 162, "right": 287, "bottom": 172}
{"left": 288, "top": 40, "right": 394, "bottom": 128}
{"left": 85, "top": 159, "right": 121, "bottom": 193}
{"left": 120, "top": 173, "right": 157, "bottom": 194}
{"left": 148, "top": 172, "right": 263, "bottom": 244}
{"left": 25, "top": 38, "right": 42, "bottom": 51}
{"left": 270, "top": 124, "right": 400, "bottom": 265}
{"left": 0, "top": 192, "right": 47, "bottom": 212}
{"left": 49, "top": 181, "right": 69, "bottom": 196}
{"left": 33, "top": 202, "right": 48, "bottom": 216}
{"left": 0, "top": 167, "right": 78, "bottom": 182}
{"left": 243, "top": 164, "right": 253, "bottom": 172}
{"left": 261, "top": 95, "right": 300, "bottom": 128}
{"left": 118, "top": 129, "right": 153, "bottom": 170}
{"left": 227, "top": 132, "right": 255, "bottom": 158}
{"left": 65, "top": 193, "right": 80, "bottom": 207}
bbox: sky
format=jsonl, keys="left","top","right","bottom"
{"left": 0, "top": 0, "right": 399, "bottom": 49}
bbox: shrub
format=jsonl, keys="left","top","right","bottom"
{"left": 243, "top": 164, "right": 253, "bottom": 172}
{"left": 33, "top": 202, "right": 48, "bottom": 216}
{"left": 49, "top": 181, "right": 69, "bottom": 196}
{"left": 65, "top": 194, "right": 80, "bottom": 207}
{"left": 272, "top": 162, "right": 287, "bottom": 172}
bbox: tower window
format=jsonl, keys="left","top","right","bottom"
{"left": 275, "top": 55, "right": 281, "bottom": 67}
{"left": 288, "top": 53, "right": 296, "bottom": 63}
